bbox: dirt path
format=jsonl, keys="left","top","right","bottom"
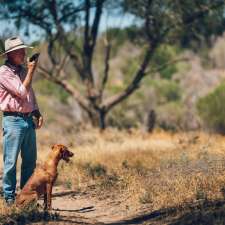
{"left": 0, "top": 162, "right": 152, "bottom": 225}
{"left": 48, "top": 185, "right": 149, "bottom": 224}
{"left": 0, "top": 178, "right": 153, "bottom": 224}
{"left": 1, "top": 174, "right": 225, "bottom": 224}
{"left": 40, "top": 185, "right": 225, "bottom": 225}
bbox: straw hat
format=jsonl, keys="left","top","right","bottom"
{"left": 1, "top": 36, "right": 33, "bottom": 55}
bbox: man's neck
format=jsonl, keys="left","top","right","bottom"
{"left": 5, "top": 60, "right": 23, "bottom": 71}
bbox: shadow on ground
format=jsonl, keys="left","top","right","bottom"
{"left": 105, "top": 199, "right": 225, "bottom": 225}
{"left": 1, "top": 198, "right": 225, "bottom": 224}
{"left": 54, "top": 206, "right": 95, "bottom": 213}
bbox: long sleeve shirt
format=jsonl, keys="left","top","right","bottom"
{"left": 0, "top": 61, "right": 38, "bottom": 113}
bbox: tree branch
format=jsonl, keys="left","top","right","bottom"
{"left": 183, "top": 1, "right": 224, "bottom": 24}
{"left": 146, "top": 56, "right": 190, "bottom": 75}
{"left": 58, "top": 2, "right": 89, "bottom": 23}
{"left": 84, "top": 0, "right": 90, "bottom": 55}
{"left": 102, "top": 43, "right": 158, "bottom": 112}
{"left": 53, "top": 54, "right": 70, "bottom": 78}
{"left": 101, "top": 0, "right": 225, "bottom": 113}
{"left": 47, "top": 34, "right": 59, "bottom": 65}
{"left": 100, "top": 36, "right": 111, "bottom": 98}
{"left": 90, "top": 0, "right": 104, "bottom": 52}
{"left": 81, "top": 0, "right": 105, "bottom": 100}
{"left": 162, "top": 0, "right": 225, "bottom": 38}
{"left": 82, "top": 0, "right": 95, "bottom": 94}
{"left": 38, "top": 66, "right": 91, "bottom": 114}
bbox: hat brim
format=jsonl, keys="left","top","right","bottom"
{"left": 1, "top": 45, "right": 33, "bottom": 56}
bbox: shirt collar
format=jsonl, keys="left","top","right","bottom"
{"left": 5, "top": 60, "right": 22, "bottom": 73}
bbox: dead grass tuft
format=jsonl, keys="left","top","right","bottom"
{"left": 1, "top": 129, "right": 225, "bottom": 222}
{"left": 55, "top": 129, "right": 225, "bottom": 211}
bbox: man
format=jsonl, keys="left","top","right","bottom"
{"left": 0, "top": 36, "right": 43, "bottom": 205}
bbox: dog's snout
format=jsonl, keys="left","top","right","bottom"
{"left": 65, "top": 149, "right": 74, "bottom": 157}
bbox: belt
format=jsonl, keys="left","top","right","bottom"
{"left": 3, "top": 111, "right": 33, "bottom": 117}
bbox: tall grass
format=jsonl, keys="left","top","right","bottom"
{"left": 1, "top": 129, "right": 225, "bottom": 222}
{"left": 55, "top": 129, "right": 225, "bottom": 210}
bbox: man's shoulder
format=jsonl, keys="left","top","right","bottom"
{"left": 0, "top": 65, "right": 14, "bottom": 83}
{"left": 0, "top": 65, "right": 12, "bottom": 74}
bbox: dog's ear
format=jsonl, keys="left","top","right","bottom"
{"left": 59, "top": 145, "right": 68, "bottom": 152}
{"left": 59, "top": 147, "right": 67, "bottom": 159}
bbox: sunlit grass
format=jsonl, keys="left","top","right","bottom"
{"left": 54, "top": 129, "right": 225, "bottom": 211}
{"left": 1, "top": 129, "right": 225, "bottom": 222}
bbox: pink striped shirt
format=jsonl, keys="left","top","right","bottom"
{"left": 0, "top": 61, "right": 38, "bottom": 113}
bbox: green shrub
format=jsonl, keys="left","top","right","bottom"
{"left": 151, "top": 44, "right": 181, "bottom": 79}
{"left": 107, "top": 103, "right": 140, "bottom": 129}
{"left": 197, "top": 83, "right": 225, "bottom": 134}
{"left": 210, "top": 34, "right": 225, "bottom": 69}
{"left": 34, "top": 79, "right": 70, "bottom": 104}
{"left": 157, "top": 101, "right": 184, "bottom": 131}
{"left": 151, "top": 79, "right": 182, "bottom": 103}
{"left": 105, "top": 26, "right": 143, "bottom": 56}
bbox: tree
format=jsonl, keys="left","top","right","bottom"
{"left": 197, "top": 83, "right": 225, "bottom": 134}
{"left": 0, "top": 0, "right": 225, "bottom": 129}
{"left": 123, "top": 0, "right": 225, "bottom": 48}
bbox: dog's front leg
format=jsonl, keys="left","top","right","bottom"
{"left": 44, "top": 192, "right": 47, "bottom": 210}
{"left": 46, "top": 182, "right": 53, "bottom": 210}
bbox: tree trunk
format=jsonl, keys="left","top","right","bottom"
{"left": 98, "top": 110, "right": 106, "bottom": 130}
{"left": 88, "top": 108, "right": 106, "bottom": 130}
{"left": 147, "top": 109, "right": 156, "bottom": 133}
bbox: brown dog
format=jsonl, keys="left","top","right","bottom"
{"left": 16, "top": 144, "right": 74, "bottom": 210}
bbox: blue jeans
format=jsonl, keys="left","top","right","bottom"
{"left": 2, "top": 115, "right": 37, "bottom": 200}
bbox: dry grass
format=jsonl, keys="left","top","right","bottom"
{"left": 54, "top": 129, "right": 225, "bottom": 211}
{"left": 0, "top": 199, "right": 59, "bottom": 224}
{"left": 1, "top": 129, "right": 225, "bottom": 223}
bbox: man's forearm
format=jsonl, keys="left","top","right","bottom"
{"left": 23, "top": 60, "right": 37, "bottom": 91}
{"left": 23, "top": 70, "right": 34, "bottom": 91}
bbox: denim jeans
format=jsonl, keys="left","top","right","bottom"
{"left": 2, "top": 115, "right": 37, "bottom": 200}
